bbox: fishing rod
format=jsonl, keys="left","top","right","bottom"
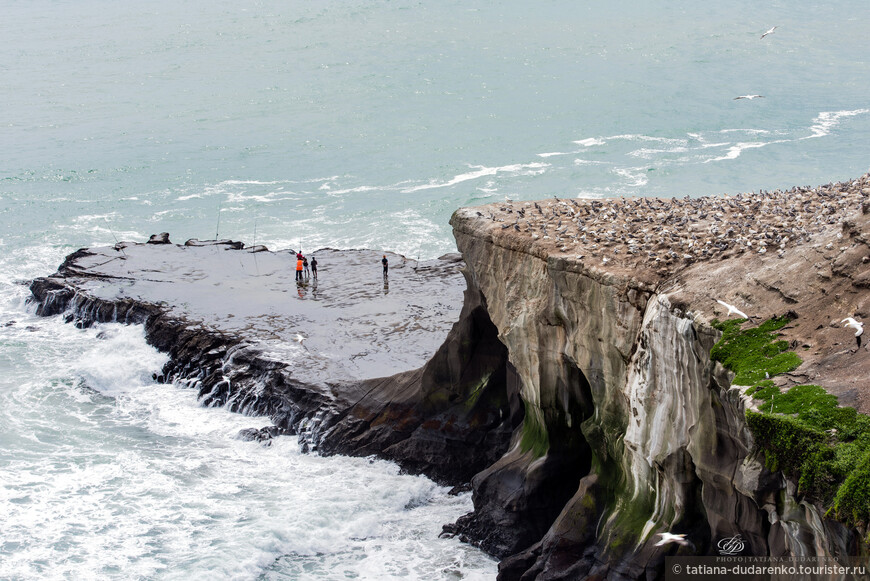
{"left": 104, "top": 216, "right": 127, "bottom": 258}
{"left": 215, "top": 200, "right": 222, "bottom": 240}
{"left": 251, "top": 217, "right": 260, "bottom": 276}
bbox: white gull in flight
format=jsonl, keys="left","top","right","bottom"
{"left": 716, "top": 299, "right": 749, "bottom": 320}
{"left": 760, "top": 26, "right": 778, "bottom": 39}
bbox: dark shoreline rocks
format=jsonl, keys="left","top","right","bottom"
{"left": 30, "top": 174, "right": 870, "bottom": 580}
{"left": 29, "top": 239, "right": 521, "bottom": 486}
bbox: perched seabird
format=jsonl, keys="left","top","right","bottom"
{"left": 842, "top": 317, "right": 864, "bottom": 349}
{"left": 655, "top": 532, "right": 690, "bottom": 547}
{"left": 760, "top": 26, "right": 778, "bottom": 39}
{"left": 734, "top": 95, "right": 765, "bottom": 100}
{"left": 716, "top": 299, "right": 749, "bottom": 320}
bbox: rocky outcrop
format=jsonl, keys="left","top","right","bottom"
{"left": 29, "top": 241, "right": 521, "bottom": 485}
{"left": 29, "top": 175, "right": 870, "bottom": 579}
{"left": 445, "top": 178, "right": 870, "bottom": 578}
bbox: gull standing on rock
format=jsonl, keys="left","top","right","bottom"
{"left": 716, "top": 299, "right": 749, "bottom": 320}
{"left": 842, "top": 317, "right": 864, "bottom": 349}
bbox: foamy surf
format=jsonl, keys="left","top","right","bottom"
{"left": 0, "top": 316, "right": 497, "bottom": 581}
{"left": 402, "top": 162, "right": 551, "bottom": 193}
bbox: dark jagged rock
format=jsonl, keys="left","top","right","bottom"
{"left": 147, "top": 232, "right": 171, "bottom": 244}
{"left": 29, "top": 238, "right": 520, "bottom": 486}
{"left": 30, "top": 174, "right": 870, "bottom": 580}
{"left": 237, "top": 425, "right": 296, "bottom": 445}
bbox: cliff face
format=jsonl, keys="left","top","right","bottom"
{"left": 448, "top": 204, "right": 863, "bottom": 579}
{"left": 29, "top": 177, "right": 870, "bottom": 579}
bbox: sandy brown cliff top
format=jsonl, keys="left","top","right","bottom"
{"left": 454, "top": 173, "right": 870, "bottom": 412}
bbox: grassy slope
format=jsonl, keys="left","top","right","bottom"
{"left": 711, "top": 316, "right": 870, "bottom": 534}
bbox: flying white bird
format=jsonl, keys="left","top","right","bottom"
{"left": 655, "top": 532, "right": 691, "bottom": 547}
{"left": 760, "top": 26, "right": 777, "bottom": 39}
{"left": 734, "top": 95, "right": 764, "bottom": 100}
{"left": 842, "top": 317, "right": 864, "bottom": 349}
{"left": 716, "top": 299, "right": 749, "bottom": 320}
{"left": 294, "top": 333, "right": 306, "bottom": 344}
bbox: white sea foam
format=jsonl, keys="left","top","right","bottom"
{"left": 573, "top": 158, "right": 610, "bottom": 165}
{"left": 613, "top": 167, "right": 650, "bottom": 187}
{"left": 0, "top": 316, "right": 496, "bottom": 580}
{"left": 608, "top": 134, "right": 688, "bottom": 146}
{"left": 718, "top": 128, "right": 770, "bottom": 135}
{"left": 628, "top": 147, "right": 689, "bottom": 159}
{"left": 573, "top": 137, "right": 605, "bottom": 147}
{"left": 402, "top": 162, "right": 550, "bottom": 193}
{"left": 221, "top": 179, "right": 286, "bottom": 186}
{"left": 804, "top": 109, "right": 870, "bottom": 139}
{"left": 704, "top": 140, "right": 789, "bottom": 163}
{"left": 322, "top": 184, "right": 383, "bottom": 196}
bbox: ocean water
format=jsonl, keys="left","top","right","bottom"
{"left": 1, "top": 0, "right": 869, "bottom": 578}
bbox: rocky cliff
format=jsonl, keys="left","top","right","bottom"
{"left": 445, "top": 175, "right": 870, "bottom": 579}
{"left": 29, "top": 175, "right": 870, "bottom": 579}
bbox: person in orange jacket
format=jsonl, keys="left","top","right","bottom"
{"left": 296, "top": 254, "right": 304, "bottom": 281}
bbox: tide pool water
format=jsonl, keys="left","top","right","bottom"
{"left": 1, "top": 0, "right": 869, "bottom": 578}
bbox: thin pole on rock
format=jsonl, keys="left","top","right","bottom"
{"left": 251, "top": 218, "right": 260, "bottom": 276}
{"left": 104, "top": 217, "right": 127, "bottom": 258}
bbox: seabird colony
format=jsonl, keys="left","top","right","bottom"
{"left": 479, "top": 173, "right": 870, "bottom": 275}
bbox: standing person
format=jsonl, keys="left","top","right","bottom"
{"left": 303, "top": 256, "right": 310, "bottom": 278}
{"left": 382, "top": 254, "right": 388, "bottom": 278}
{"left": 296, "top": 254, "right": 304, "bottom": 281}
{"left": 310, "top": 256, "right": 318, "bottom": 279}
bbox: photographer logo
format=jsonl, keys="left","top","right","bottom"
{"left": 717, "top": 534, "right": 746, "bottom": 556}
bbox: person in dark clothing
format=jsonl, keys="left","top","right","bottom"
{"left": 310, "top": 256, "right": 318, "bottom": 279}
{"left": 303, "top": 256, "right": 310, "bottom": 278}
{"left": 382, "top": 255, "right": 388, "bottom": 278}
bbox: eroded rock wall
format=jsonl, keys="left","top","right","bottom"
{"left": 28, "top": 244, "right": 520, "bottom": 486}
{"left": 450, "top": 210, "right": 859, "bottom": 580}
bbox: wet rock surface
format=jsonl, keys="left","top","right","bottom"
{"left": 29, "top": 239, "right": 520, "bottom": 485}
{"left": 35, "top": 241, "right": 464, "bottom": 383}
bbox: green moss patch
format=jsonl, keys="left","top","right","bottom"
{"left": 710, "top": 315, "right": 801, "bottom": 386}
{"left": 519, "top": 413, "right": 550, "bottom": 457}
{"left": 711, "top": 317, "right": 870, "bottom": 533}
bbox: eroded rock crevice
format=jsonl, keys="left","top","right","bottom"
{"left": 448, "top": 209, "right": 866, "bottom": 580}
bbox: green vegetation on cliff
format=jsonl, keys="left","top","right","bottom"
{"left": 519, "top": 411, "right": 550, "bottom": 457}
{"left": 711, "top": 317, "right": 870, "bottom": 533}
{"left": 710, "top": 315, "right": 801, "bottom": 386}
